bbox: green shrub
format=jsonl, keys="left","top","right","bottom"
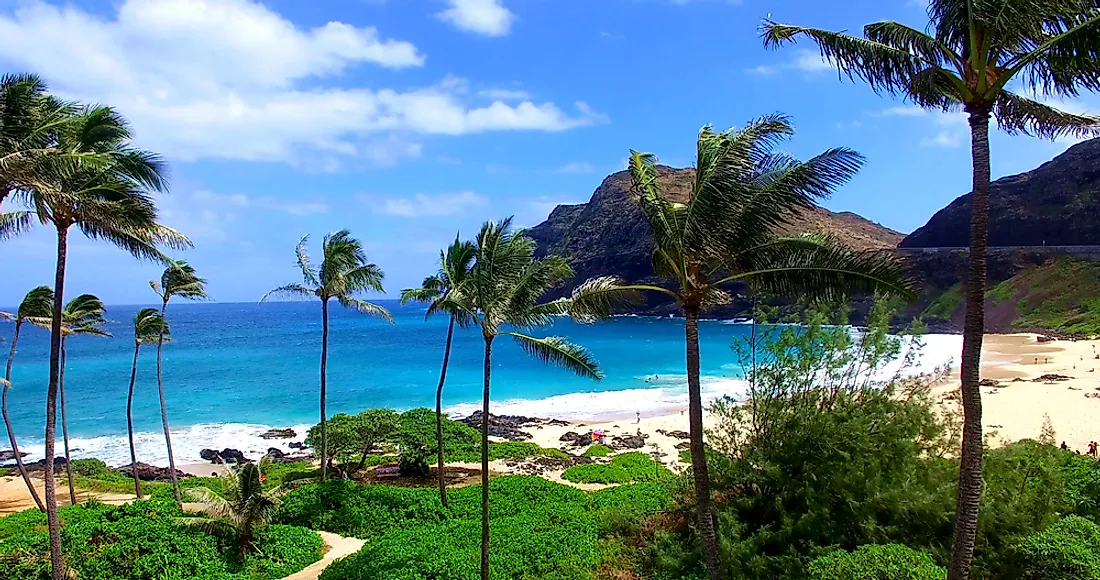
{"left": 589, "top": 482, "right": 673, "bottom": 516}
{"left": 808, "top": 544, "right": 946, "bottom": 580}
{"left": 240, "top": 525, "right": 325, "bottom": 578}
{"left": 1009, "top": 516, "right": 1100, "bottom": 580}
{"left": 583, "top": 444, "right": 613, "bottom": 457}
{"left": 562, "top": 452, "right": 671, "bottom": 484}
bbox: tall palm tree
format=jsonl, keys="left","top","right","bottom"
{"left": 183, "top": 456, "right": 284, "bottom": 556}
{"left": 125, "top": 308, "right": 169, "bottom": 499}
{"left": 570, "top": 117, "right": 913, "bottom": 580}
{"left": 2, "top": 285, "right": 53, "bottom": 511}
{"left": 262, "top": 231, "right": 393, "bottom": 482}
{"left": 0, "top": 74, "right": 71, "bottom": 229}
{"left": 150, "top": 260, "right": 208, "bottom": 504}
{"left": 399, "top": 236, "right": 476, "bottom": 507}
{"left": 461, "top": 218, "right": 606, "bottom": 580}
{"left": 11, "top": 104, "right": 188, "bottom": 580}
{"left": 53, "top": 294, "right": 111, "bottom": 505}
{"left": 760, "top": 6, "right": 1100, "bottom": 576}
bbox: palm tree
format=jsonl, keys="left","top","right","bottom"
{"left": 54, "top": 294, "right": 112, "bottom": 505}
{"left": 399, "top": 236, "right": 476, "bottom": 507}
{"left": 0, "top": 74, "right": 71, "bottom": 227}
{"left": 183, "top": 457, "right": 284, "bottom": 556}
{"left": 125, "top": 308, "right": 169, "bottom": 499}
{"left": 10, "top": 104, "right": 188, "bottom": 580}
{"left": 149, "top": 260, "right": 208, "bottom": 504}
{"left": 262, "top": 231, "right": 393, "bottom": 482}
{"left": 760, "top": 6, "right": 1100, "bottom": 576}
{"left": 2, "top": 285, "right": 53, "bottom": 511}
{"left": 570, "top": 117, "right": 913, "bottom": 580}
{"left": 461, "top": 218, "right": 605, "bottom": 580}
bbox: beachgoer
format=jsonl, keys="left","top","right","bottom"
{"left": 636, "top": 428, "right": 642, "bottom": 437}
{"left": 1061, "top": 441, "right": 1069, "bottom": 450}
{"left": 680, "top": 408, "right": 685, "bottom": 416}
{"left": 636, "top": 411, "right": 641, "bottom": 424}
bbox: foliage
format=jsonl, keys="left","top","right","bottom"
{"left": 0, "top": 499, "right": 321, "bottom": 580}
{"left": 987, "top": 258, "right": 1100, "bottom": 334}
{"left": 183, "top": 458, "right": 286, "bottom": 554}
{"left": 583, "top": 444, "right": 613, "bottom": 457}
{"left": 562, "top": 452, "right": 673, "bottom": 484}
{"left": 305, "top": 409, "right": 399, "bottom": 470}
{"left": 808, "top": 544, "right": 946, "bottom": 580}
{"left": 1009, "top": 516, "right": 1100, "bottom": 580}
{"left": 921, "top": 283, "right": 963, "bottom": 321}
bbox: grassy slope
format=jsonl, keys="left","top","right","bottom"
{"left": 986, "top": 257, "right": 1100, "bottom": 335}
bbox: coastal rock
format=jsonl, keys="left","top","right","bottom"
{"left": 0, "top": 449, "right": 28, "bottom": 462}
{"left": 459, "top": 412, "right": 534, "bottom": 441}
{"left": 1034, "top": 374, "right": 1072, "bottom": 382}
{"left": 260, "top": 428, "right": 297, "bottom": 439}
{"left": 199, "top": 448, "right": 251, "bottom": 464}
{"left": 656, "top": 429, "right": 690, "bottom": 439}
{"left": 288, "top": 441, "right": 306, "bottom": 450}
{"left": 610, "top": 435, "right": 646, "bottom": 450}
{"left": 559, "top": 431, "right": 580, "bottom": 442}
{"left": 674, "top": 441, "right": 691, "bottom": 450}
{"left": 120, "top": 462, "right": 189, "bottom": 482}
{"left": 23, "top": 457, "right": 68, "bottom": 471}
{"left": 1037, "top": 335, "right": 1054, "bottom": 343}
{"left": 266, "top": 447, "right": 286, "bottom": 460}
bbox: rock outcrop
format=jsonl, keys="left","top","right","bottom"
{"left": 199, "top": 448, "right": 250, "bottom": 464}
{"left": 119, "top": 462, "right": 189, "bottom": 481}
{"left": 260, "top": 428, "right": 297, "bottom": 439}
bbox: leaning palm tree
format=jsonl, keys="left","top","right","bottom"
{"left": 47, "top": 294, "right": 112, "bottom": 505}
{"left": 149, "top": 260, "right": 208, "bottom": 504}
{"left": 462, "top": 218, "right": 605, "bottom": 580}
{"left": 570, "top": 117, "right": 914, "bottom": 580}
{"left": 2, "top": 285, "right": 53, "bottom": 511}
{"left": 399, "top": 236, "right": 476, "bottom": 507}
{"left": 262, "top": 230, "right": 393, "bottom": 481}
{"left": 183, "top": 457, "right": 284, "bottom": 556}
{"left": 761, "top": 6, "right": 1100, "bottom": 576}
{"left": 10, "top": 104, "right": 188, "bottom": 580}
{"left": 125, "top": 308, "right": 169, "bottom": 499}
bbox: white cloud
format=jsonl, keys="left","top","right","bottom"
{"left": 0, "top": 0, "right": 601, "bottom": 168}
{"left": 880, "top": 106, "right": 928, "bottom": 117}
{"left": 746, "top": 50, "right": 833, "bottom": 76}
{"left": 366, "top": 191, "right": 488, "bottom": 218}
{"left": 920, "top": 131, "right": 962, "bottom": 148}
{"left": 478, "top": 88, "right": 532, "bottom": 100}
{"left": 554, "top": 161, "right": 595, "bottom": 174}
{"left": 437, "top": 0, "right": 514, "bottom": 37}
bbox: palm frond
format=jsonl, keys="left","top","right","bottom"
{"left": 1001, "top": 7, "right": 1100, "bottom": 97}
{"left": 995, "top": 90, "right": 1100, "bottom": 139}
{"left": 183, "top": 488, "right": 235, "bottom": 520}
{"left": 567, "top": 276, "right": 648, "bottom": 322}
{"left": 335, "top": 296, "right": 395, "bottom": 323}
{"left": 134, "top": 308, "right": 169, "bottom": 343}
{"left": 506, "top": 332, "right": 603, "bottom": 380}
{"left": 864, "top": 20, "right": 960, "bottom": 68}
{"left": 343, "top": 263, "right": 387, "bottom": 294}
{"left": 17, "top": 286, "right": 54, "bottom": 321}
{"left": 0, "top": 211, "right": 33, "bottom": 240}
{"left": 160, "top": 260, "right": 210, "bottom": 301}
{"left": 399, "top": 279, "right": 443, "bottom": 305}
{"left": 260, "top": 284, "right": 317, "bottom": 302}
{"left": 294, "top": 235, "right": 319, "bottom": 287}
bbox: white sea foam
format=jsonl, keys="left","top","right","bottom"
{"left": 13, "top": 333, "right": 963, "bottom": 467}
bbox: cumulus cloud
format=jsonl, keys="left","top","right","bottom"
{"left": 365, "top": 191, "right": 489, "bottom": 218}
{"left": 478, "top": 88, "right": 532, "bottom": 100}
{"left": 0, "top": 0, "right": 602, "bottom": 168}
{"left": 437, "top": 0, "right": 514, "bottom": 37}
{"left": 746, "top": 49, "right": 834, "bottom": 76}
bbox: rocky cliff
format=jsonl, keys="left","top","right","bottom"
{"left": 526, "top": 166, "right": 903, "bottom": 316}
{"left": 902, "top": 137, "right": 1100, "bottom": 248}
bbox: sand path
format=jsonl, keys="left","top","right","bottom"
{"left": 0, "top": 475, "right": 134, "bottom": 515}
{"left": 281, "top": 531, "right": 364, "bottom": 580}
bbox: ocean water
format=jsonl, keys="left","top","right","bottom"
{"left": 1, "top": 301, "right": 962, "bottom": 466}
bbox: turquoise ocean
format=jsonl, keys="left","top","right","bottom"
{"left": 2, "top": 301, "right": 960, "bottom": 466}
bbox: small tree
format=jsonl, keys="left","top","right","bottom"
{"left": 183, "top": 457, "right": 285, "bottom": 556}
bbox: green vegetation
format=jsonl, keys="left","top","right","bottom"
{"left": 305, "top": 409, "right": 399, "bottom": 472}
{"left": 562, "top": 452, "right": 672, "bottom": 484}
{"left": 183, "top": 459, "right": 287, "bottom": 555}
{"left": 0, "top": 499, "right": 322, "bottom": 580}
{"left": 990, "top": 258, "right": 1100, "bottom": 335}
{"left": 1009, "top": 516, "right": 1100, "bottom": 580}
{"left": 808, "top": 545, "right": 946, "bottom": 580}
{"left": 582, "top": 444, "right": 613, "bottom": 457}
{"left": 922, "top": 283, "right": 963, "bottom": 320}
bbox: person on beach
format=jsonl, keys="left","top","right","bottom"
{"left": 636, "top": 411, "right": 641, "bottom": 424}
{"left": 1061, "top": 441, "right": 1069, "bottom": 450}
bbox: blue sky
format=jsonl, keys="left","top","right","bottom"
{"left": 0, "top": 0, "right": 1095, "bottom": 305}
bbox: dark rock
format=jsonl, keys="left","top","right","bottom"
{"left": 288, "top": 441, "right": 306, "bottom": 450}
{"left": 978, "top": 379, "right": 1000, "bottom": 387}
{"left": 674, "top": 441, "right": 691, "bottom": 450}
{"left": 260, "top": 428, "right": 297, "bottom": 439}
{"left": 1036, "top": 335, "right": 1054, "bottom": 343}
{"left": 271, "top": 453, "right": 312, "bottom": 464}
{"left": 559, "top": 431, "right": 580, "bottom": 442}
{"left": 199, "top": 448, "right": 250, "bottom": 464}
{"left": 23, "top": 457, "right": 68, "bottom": 471}
{"left": 610, "top": 435, "right": 646, "bottom": 450}
{"left": 1034, "top": 374, "right": 1073, "bottom": 382}
{"left": 656, "top": 429, "right": 690, "bottom": 439}
{"left": 459, "top": 412, "right": 534, "bottom": 441}
{"left": 547, "top": 419, "right": 570, "bottom": 426}
{"left": 119, "top": 462, "right": 189, "bottom": 482}
{"left": 0, "top": 449, "right": 28, "bottom": 462}
{"left": 266, "top": 448, "right": 286, "bottom": 459}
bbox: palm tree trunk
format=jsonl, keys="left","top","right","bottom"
{"left": 156, "top": 299, "right": 181, "bottom": 504}
{"left": 320, "top": 299, "right": 329, "bottom": 482}
{"left": 4, "top": 322, "right": 44, "bottom": 511}
{"left": 480, "top": 335, "right": 493, "bottom": 580}
{"left": 59, "top": 340, "right": 76, "bottom": 505}
{"left": 436, "top": 316, "right": 456, "bottom": 508}
{"left": 684, "top": 306, "right": 721, "bottom": 580}
{"left": 44, "top": 225, "right": 68, "bottom": 580}
{"left": 948, "top": 107, "right": 992, "bottom": 580}
{"left": 127, "top": 342, "right": 143, "bottom": 498}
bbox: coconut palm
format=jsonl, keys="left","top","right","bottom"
{"left": 52, "top": 294, "right": 112, "bottom": 505}
{"left": 10, "top": 104, "right": 188, "bottom": 580}
{"left": 399, "top": 236, "right": 476, "bottom": 507}
{"left": 183, "top": 457, "right": 284, "bottom": 556}
{"left": 0, "top": 74, "right": 70, "bottom": 230}
{"left": 149, "top": 260, "right": 208, "bottom": 504}
{"left": 2, "top": 285, "right": 53, "bottom": 511}
{"left": 125, "top": 308, "right": 169, "bottom": 499}
{"left": 761, "top": 6, "right": 1100, "bottom": 576}
{"left": 261, "top": 230, "right": 393, "bottom": 481}
{"left": 569, "top": 117, "right": 914, "bottom": 580}
{"left": 460, "top": 218, "right": 605, "bottom": 580}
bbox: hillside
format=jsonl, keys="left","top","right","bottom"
{"left": 902, "top": 137, "right": 1100, "bottom": 248}
{"left": 527, "top": 166, "right": 902, "bottom": 315}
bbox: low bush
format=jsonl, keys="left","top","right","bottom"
{"left": 562, "top": 452, "right": 671, "bottom": 484}
{"left": 583, "top": 444, "right": 613, "bottom": 457}
{"left": 808, "top": 544, "right": 946, "bottom": 580}
{"left": 1009, "top": 516, "right": 1100, "bottom": 580}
